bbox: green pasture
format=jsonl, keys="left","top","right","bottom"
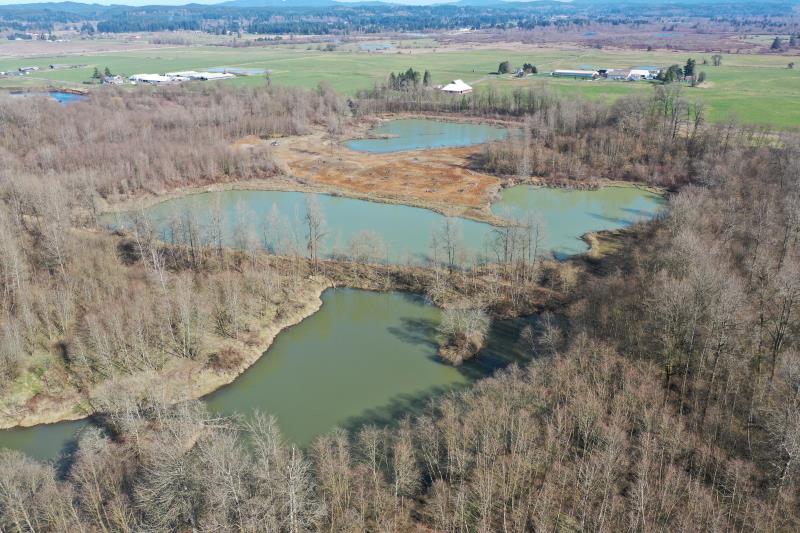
{"left": 0, "top": 44, "right": 797, "bottom": 128}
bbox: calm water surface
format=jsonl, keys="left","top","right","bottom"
{"left": 0, "top": 419, "right": 86, "bottom": 462}
{"left": 0, "top": 118, "right": 664, "bottom": 460}
{"left": 9, "top": 91, "right": 86, "bottom": 105}
{"left": 0, "top": 289, "right": 531, "bottom": 460}
{"left": 103, "top": 186, "right": 662, "bottom": 261}
{"left": 492, "top": 185, "right": 664, "bottom": 257}
{"left": 346, "top": 118, "right": 508, "bottom": 153}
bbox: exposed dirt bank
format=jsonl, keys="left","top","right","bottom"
{"left": 97, "top": 114, "right": 662, "bottom": 231}
{"left": 0, "top": 276, "right": 332, "bottom": 430}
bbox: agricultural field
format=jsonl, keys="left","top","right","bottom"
{"left": 1, "top": 41, "right": 798, "bottom": 128}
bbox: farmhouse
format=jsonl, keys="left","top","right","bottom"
{"left": 102, "top": 75, "right": 124, "bottom": 85}
{"left": 440, "top": 79, "right": 473, "bottom": 94}
{"left": 551, "top": 69, "right": 598, "bottom": 79}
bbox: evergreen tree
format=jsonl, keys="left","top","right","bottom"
{"left": 498, "top": 61, "right": 511, "bottom": 74}
{"left": 423, "top": 70, "right": 431, "bottom": 87}
{"left": 684, "top": 58, "right": 696, "bottom": 78}
{"left": 657, "top": 64, "right": 683, "bottom": 83}
{"left": 771, "top": 36, "right": 783, "bottom": 50}
{"left": 92, "top": 67, "right": 101, "bottom": 79}
{"left": 104, "top": 66, "right": 112, "bottom": 77}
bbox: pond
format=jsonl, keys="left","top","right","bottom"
{"left": 0, "top": 289, "right": 532, "bottom": 461}
{"left": 8, "top": 90, "right": 87, "bottom": 105}
{"left": 0, "top": 419, "right": 86, "bottom": 462}
{"left": 345, "top": 118, "right": 509, "bottom": 153}
{"left": 102, "top": 186, "right": 662, "bottom": 262}
{"left": 492, "top": 185, "right": 664, "bottom": 258}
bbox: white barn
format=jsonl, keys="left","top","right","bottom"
{"left": 440, "top": 79, "right": 473, "bottom": 94}
{"left": 628, "top": 69, "right": 653, "bottom": 80}
{"left": 129, "top": 74, "right": 174, "bottom": 84}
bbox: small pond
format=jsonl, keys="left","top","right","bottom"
{"left": 8, "top": 90, "right": 87, "bottom": 105}
{"left": 345, "top": 118, "right": 509, "bottom": 153}
{"left": 0, "top": 289, "right": 532, "bottom": 461}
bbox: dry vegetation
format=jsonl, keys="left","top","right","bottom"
{"left": 268, "top": 130, "right": 502, "bottom": 218}
{"left": 0, "top": 81, "right": 798, "bottom": 531}
{"left": 0, "top": 84, "right": 346, "bottom": 206}
{"left": 359, "top": 83, "right": 774, "bottom": 189}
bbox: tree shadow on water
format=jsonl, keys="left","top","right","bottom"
{"left": 387, "top": 317, "right": 439, "bottom": 349}
{"left": 340, "top": 315, "right": 540, "bottom": 435}
{"left": 588, "top": 212, "right": 635, "bottom": 226}
{"left": 457, "top": 315, "right": 539, "bottom": 380}
{"left": 338, "top": 385, "right": 464, "bottom": 434}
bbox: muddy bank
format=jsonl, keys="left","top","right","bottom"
{"left": 0, "top": 277, "right": 331, "bottom": 430}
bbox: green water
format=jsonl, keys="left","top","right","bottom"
{"left": 492, "top": 185, "right": 664, "bottom": 258}
{"left": 208, "top": 289, "right": 478, "bottom": 444}
{"left": 102, "top": 186, "right": 662, "bottom": 262}
{"left": 346, "top": 118, "right": 509, "bottom": 153}
{"left": 0, "top": 289, "right": 531, "bottom": 460}
{"left": 2, "top": 185, "right": 663, "bottom": 461}
{"left": 0, "top": 419, "right": 86, "bottom": 463}
{"left": 102, "top": 189, "right": 494, "bottom": 264}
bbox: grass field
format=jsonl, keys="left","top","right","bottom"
{"left": 1, "top": 43, "right": 798, "bottom": 128}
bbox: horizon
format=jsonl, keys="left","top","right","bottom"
{"left": 0, "top": 0, "right": 473, "bottom": 6}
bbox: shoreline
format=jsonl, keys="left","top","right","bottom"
{"left": 1, "top": 116, "right": 665, "bottom": 431}
{"left": 0, "top": 277, "right": 332, "bottom": 431}
{"left": 95, "top": 113, "right": 665, "bottom": 227}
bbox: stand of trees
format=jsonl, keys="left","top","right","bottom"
{"left": 386, "top": 68, "right": 430, "bottom": 91}
{"left": 0, "top": 84, "right": 345, "bottom": 205}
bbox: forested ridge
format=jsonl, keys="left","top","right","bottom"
{"left": 1, "top": 0, "right": 796, "bottom": 34}
{"left": 0, "top": 82, "right": 798, "bottom": 531}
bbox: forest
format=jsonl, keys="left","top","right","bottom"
{"left": 0, "top": 77, "right": 798, "bottom": 531}
{"left": 1, "top": 0, "right": 798, "bottom": 35}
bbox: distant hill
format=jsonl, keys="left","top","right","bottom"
{"left": 218, "top": 0, "right": 339, "bottom": 6}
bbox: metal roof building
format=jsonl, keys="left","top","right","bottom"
{"left": 551, "top": 69, "right": 598, "bottom": 79}
{"left": 440, "top": 79, "right": 473, "bottom": 94}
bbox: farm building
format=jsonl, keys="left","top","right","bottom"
{"left": 130, "top": 71, "right": 236, "bottom": 84}
{"left": 195, "top": 72, "right": 235, "bottom": 81}
{"left": 102, "top": 75, "right": 124, "bottom": 85}
{"left": 164, "top": 71, "right": 236, "bottom": 81}
{"left": 129, "top": 74, "right": 174, "bottom": 84}
{"left": 551, "top": 69, "right": 598, "bottom": 79}
{"left": 628, "top": 69, "right": 654, "bottom": 80}
{"left": 634, "top": 66, "right": 662, "bottom": 78}
{"left": 606, "top": 69, "right": 631, "bottom": 80}
{"left": 440, "top": 79, "right": 473, "bottom": 94}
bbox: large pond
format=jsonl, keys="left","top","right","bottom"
{"left": 102, "top": 186, "right": 662, "bottom": 261}
{"left": 0, "top": 289, "right": 532, "bottom": 461}
{"left": 345, "top": 118, "right": 509, "bottom": 153}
